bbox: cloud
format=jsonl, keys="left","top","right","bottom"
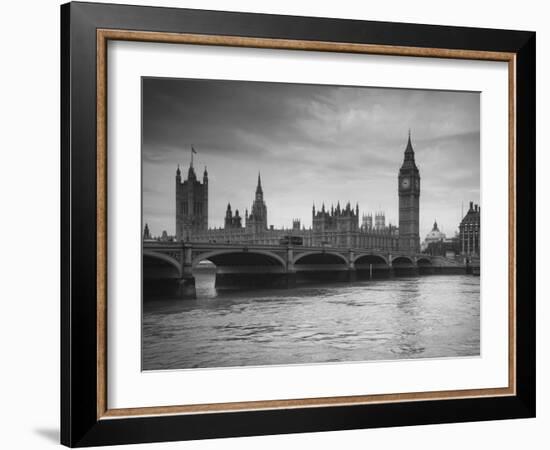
{"left": 142, "top": 78, "right": 480, "bottom": 238}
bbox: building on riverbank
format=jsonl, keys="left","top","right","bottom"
{"left": 459, "top": 201, "right": 481, "bottom": 256}
{"left": 165, "top": 133, "right": 421, "bottom": 252}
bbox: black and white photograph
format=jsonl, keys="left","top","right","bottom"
{"left": 141, "top": 77, "right": 481, "bottom": 371}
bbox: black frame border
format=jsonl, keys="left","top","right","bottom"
{"left": 61, "top": 2, "right": 535, "bottom": 447}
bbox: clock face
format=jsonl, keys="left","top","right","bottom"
{"left": 401, "top": 177, "right": 410, "bottom": 189}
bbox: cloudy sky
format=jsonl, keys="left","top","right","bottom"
{"left": 142, "top": 77, "right": 480, "bottom": 240}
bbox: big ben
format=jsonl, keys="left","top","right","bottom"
{"left": 398, "top": 131, "right": 420, "bottom": 253}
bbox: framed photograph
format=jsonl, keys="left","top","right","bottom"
{"left": 61, "top": 2, "right": 535, "bottom": 447}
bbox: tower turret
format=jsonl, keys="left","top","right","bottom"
{"left": 175, "top": 150, "right": 208, "bottom": 240}
{"left": 246, "top": 172, "right": 268, "bottom": 234}
{"left": 187, "top": 164, "right": 197, "bottom": 181}
{"left": 401, "top": 129, "right": 418, "bottom": 170}
{"left": 143, "top": 223, "right": 151, "bottom": 240}
{"left": 224, "top": 203, "right": 232, "bottom": 228}
{"left": 234, "top": 209, "right": 242, "bottom": 228}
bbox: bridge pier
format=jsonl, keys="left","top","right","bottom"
{"left": 178, "top": 245, "right": 196, "bottom": 299}
{"left": 286, "top": 271, "right": 297, "bottom": 288}
{"left": 286, "top": 247, "right": 297, "bottom": 288}
{"left": 348, "top": 249, "right": 357, "bottom": 281}
{"left": 177, "top": 276, "right": 196, "bottom": 299}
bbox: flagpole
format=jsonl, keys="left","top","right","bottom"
{"left": 190, "top": 146, "right": 197, "bottom": 167}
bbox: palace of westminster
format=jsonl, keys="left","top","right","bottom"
{"left": 144, "top": 133, "right": 480, "bottom": 256}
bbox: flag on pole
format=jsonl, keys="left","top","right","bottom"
{"left": 190, "top": 146, "right": 197, "bottom": 167}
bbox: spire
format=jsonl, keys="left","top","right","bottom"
{"left": 256, "top": 172, "right": 263, "bottom": 196}
{"left": 401, "top": 130, "right": 418, "bottom": 170}
{"left": 405, "top": 129, "right": 414, "bottom": 155}
{"left": 433, "top": 219, "right": 439, "bottom": 231}
{"left": 257, "top": 172, "right": 262, "bottom": 189}
{"left": 176, "top": 164, "right": 181, "bottom": 177}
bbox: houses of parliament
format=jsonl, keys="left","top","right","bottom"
{"left": 169, "top": 133, "right": 421, "bottom": 253}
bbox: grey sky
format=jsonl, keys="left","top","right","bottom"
{"left": 142, "top": 77, "right": 480, "bottom": 240}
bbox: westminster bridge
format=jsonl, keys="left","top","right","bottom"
{"left": 143, "top": 241, "right": 469, "bottom": 299}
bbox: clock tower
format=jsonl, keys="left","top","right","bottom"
{"left": 398, "top": 131, "right": 420, "bottom": 253}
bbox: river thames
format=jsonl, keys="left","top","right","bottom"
{"left": 142, "top": 272, "right": 480, "bottom": 370}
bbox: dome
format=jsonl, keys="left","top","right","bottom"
{"left": 424, "top": 220, "right": 446, "bottom": 244}
{"left": 425, "top": 229, "right": 446, "bottom": 240}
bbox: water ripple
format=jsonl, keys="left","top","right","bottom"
{"left": 143, "top": 274, "right": 480, "bottom": 370}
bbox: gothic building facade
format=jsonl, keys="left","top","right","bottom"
{"left": 310, "top": 202, "right": 396, "bottom": 248}
{"left": 312, "top": 202, "right": 359, "bottom": 233}
{"left": 169, "top": 132, "right": 421, "bottom": 252}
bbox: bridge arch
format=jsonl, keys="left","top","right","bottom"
{"left": 391, "top": 255, "right": 415, "bottom": 265}
{"left": 416, "top": 257, "right": 432, "bottom": 265}
{"left": 416, "top": 256, "right": 433, "bottom": 274}
{"left": 353, "top": 254, "right": 389, "bottom": 265}
{"left": 293, "top": 251, "right": 348, "bottom": 265}
{"left": 143, "top": 250, "right": 182, "bottom": 277}
{"left": 192, "top": 249, "right": 286, "bottom": 268}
